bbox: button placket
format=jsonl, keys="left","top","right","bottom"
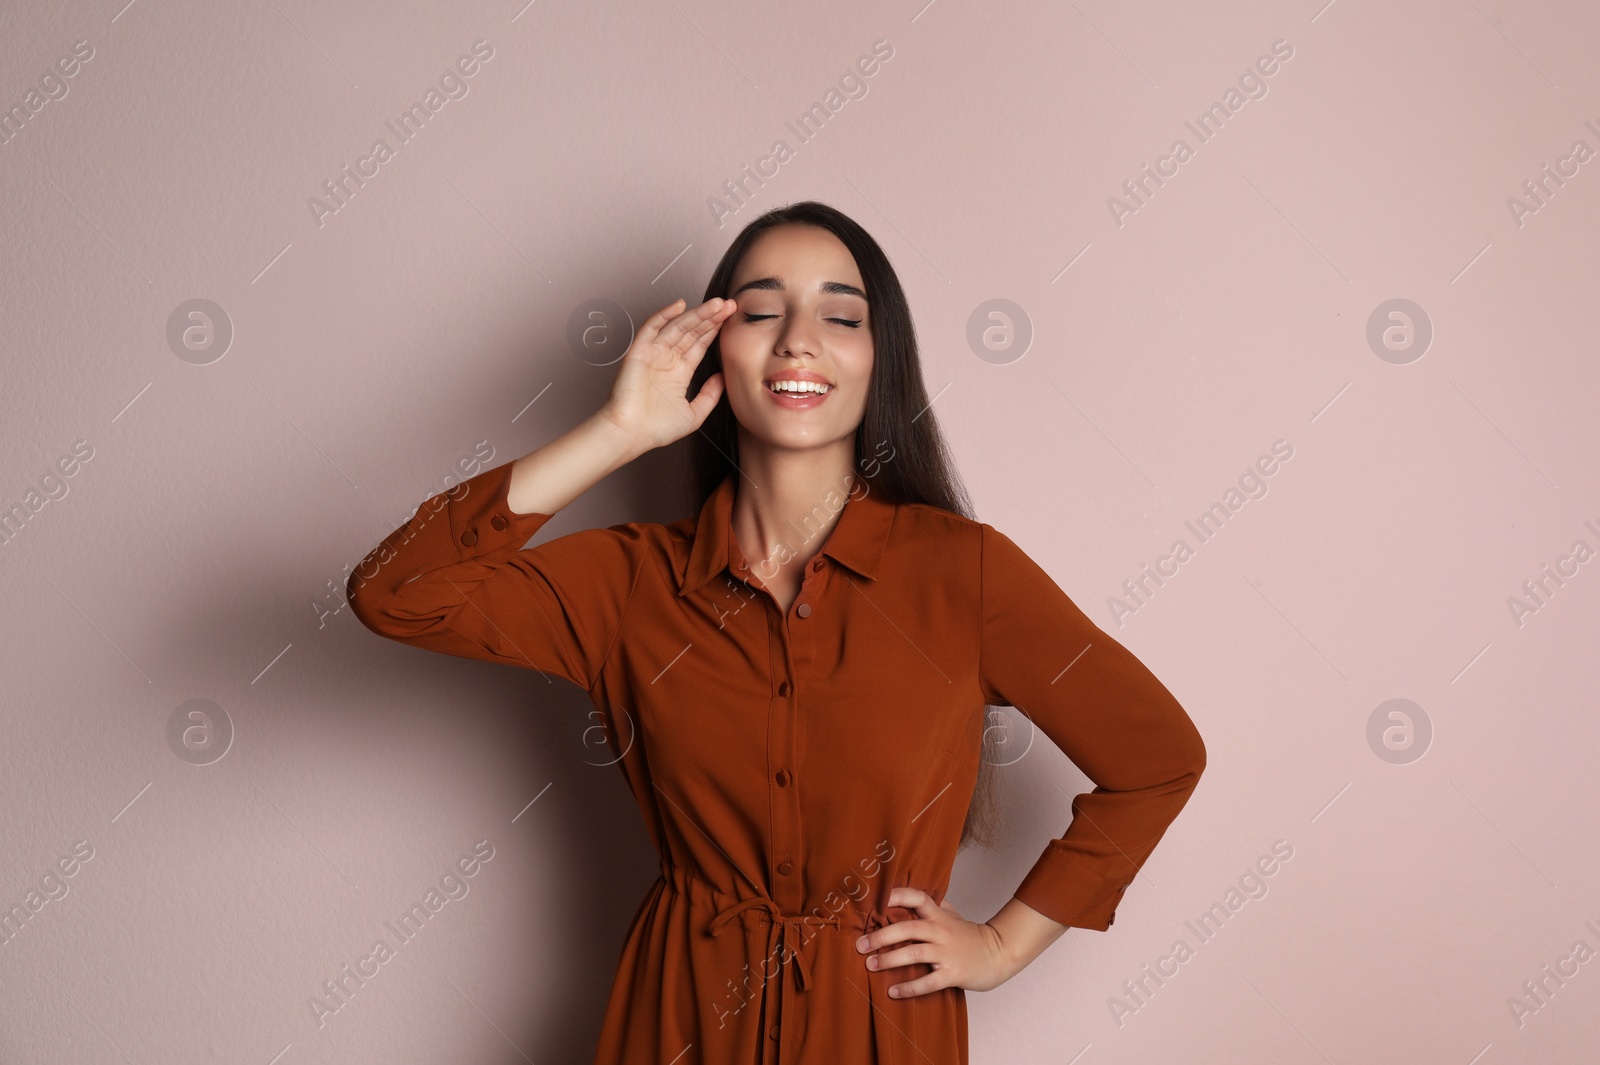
{"left": 751, "top": 550, "right": 826, "bottom": 911}
{"left": 791, "top": 556, "right": 822, "bottom": 621}
{"left": 769, "top": 580, "right": 812, "bottom": 909}
{"left": 774, "top": 558, "right": 827, "bottom": 909}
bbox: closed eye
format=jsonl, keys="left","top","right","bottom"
{"left": 742, "top": 313, "right": 862, "bottom": 328}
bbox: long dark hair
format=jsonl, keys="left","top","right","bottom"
{"left": 684, "top": 200, "right": 1004, "bottom": 850}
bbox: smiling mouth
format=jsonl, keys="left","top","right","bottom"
{"left": 765, "top": 380, "right": 833, "bottom": 395}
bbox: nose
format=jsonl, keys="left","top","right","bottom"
{"left": 776, "top": 315, "right": 820, "bottom": 359}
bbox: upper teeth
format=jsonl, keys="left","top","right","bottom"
{"left": 768, "top": 380, "right": 830, "bottom": 394}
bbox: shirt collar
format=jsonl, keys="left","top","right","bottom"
{"left": 678, "top": 472, "right": 898, "bottom": 597}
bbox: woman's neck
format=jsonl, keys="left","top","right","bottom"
{"left": 729, "top": 440, "right": 858, "bottom": 578}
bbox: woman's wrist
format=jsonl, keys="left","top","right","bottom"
{"left": 588, "top": 405, "right": 655, "bottom": 466}
{"left": 506, "top": 410, "right": 652, "bottom": 516}
{"left": 986, "top": 896, "right": 1070, "bottom": 978}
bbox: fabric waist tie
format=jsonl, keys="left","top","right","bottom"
{"left": 705, "top": 894, "right": 841, "bottom": 991}
{"left": 663, "top": 863, "right": 848, "bottom": 1064}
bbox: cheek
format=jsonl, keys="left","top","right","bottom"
{"left": 844, "top": 386, "right": 872, "bottom": 424}
{"left": 716, "top": 340, "right": 761, "bottom": 387}
{"left": 717, "top": 346, "right": 769, "bottom": 421}
{"left": 836, "top": 356, "right": 873, "bottom": 421}
{"left": 841, "top": 339, "right": 874, "bottom": 391}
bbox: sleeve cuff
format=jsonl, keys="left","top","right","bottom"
{"left": 443, "top": 460, "right": 552, "bottom": 561}
{"left": 1012, "top": 847, "right": 1131, "bottom": 931}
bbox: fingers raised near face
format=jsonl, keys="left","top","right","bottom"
{"left": 686, "top": 371, "right": 725, "bottom": 427}
{"left": 641, "top": 297, "right": 687, "bottom": 338}
{"left": 640, "top": 297, "right": 701, "bottom": 350}
{"left": 685, "top": 300, "right": 738, "bottom": 358}
{"left": 658, "top": 297, "right": 735, "bottom": 352}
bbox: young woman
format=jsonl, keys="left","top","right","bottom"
{"left": 347, "top": 201, "right": 1206, "bottom": 1064}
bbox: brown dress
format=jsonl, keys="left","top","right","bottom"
{"left": 347, "top": 459, "right": 1206, "bottom": 1064}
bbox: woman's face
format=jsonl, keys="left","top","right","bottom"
{"left": 717, "top": 224, "right": 874, "bottom": 455}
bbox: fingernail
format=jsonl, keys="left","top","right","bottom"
{"left": 856, "top": 936, "right": 869, "bottom": 952}
{"left": 867, "top": 956, "right": 877, "bottom": 969}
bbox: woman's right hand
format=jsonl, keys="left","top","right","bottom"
{"left": 599, "top": 297, "right": 736, "bottom": 451}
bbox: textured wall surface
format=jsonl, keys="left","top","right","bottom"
{"left": 2, "top": 0, "right": 1597, "bottom": 1062}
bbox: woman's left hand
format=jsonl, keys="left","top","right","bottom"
{"left": 854, "top": 887, "right": 1019, "bottom": 996}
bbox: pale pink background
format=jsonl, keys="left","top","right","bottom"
{"left": 3, "top": 0, "right": 1598, "bottom": 1062}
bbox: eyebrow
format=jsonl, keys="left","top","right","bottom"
{"left": 730, "top": 276, "right": 867, "bottom": 301}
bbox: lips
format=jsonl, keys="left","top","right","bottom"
{"left": 763, "top": 376, "right": 833, "bottom": 409}
{"left": 765, "top": 379, "right": 833, "bottom": 396}
{"left": 764, "top": 368, "right": 834, "bottom": 393}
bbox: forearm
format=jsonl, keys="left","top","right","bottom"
{"left": 506, "top": 410, "right": 650, "bottom": 517}
{"left": 987, "top": 895, "right": 1069, "bottom": 976}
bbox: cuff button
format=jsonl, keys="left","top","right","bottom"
{"left": 461, "top": 529, "right": 478, "bottom": 546}
{"left": 490, "top": 514, "right": 508, "bottom": 531}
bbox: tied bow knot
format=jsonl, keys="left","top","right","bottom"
{"left": 706, "top": 895, "right": 842, "bottom": 993}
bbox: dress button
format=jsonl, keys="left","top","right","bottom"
{"left": 777, "top": 860, "right": 794, "bottom": 876}
{"left": 737, "top": 560, "right": 747, "bottom": 570}
{"left": 460, "top": 529, "right": 478, "bottom": 546}
{"left": 769, "top": 1023, "right": 780, "bottom": 1039}
{"left": 775, "top": 769, "right": 790, "bottom": 787}
{"left": 777, "top": 680, "right": 791, "bottom": 697}
{"left": 795, "top": 603, "right": 811, "bottom": 618}
{"left": 811, "top": 558, "right": 823, "bottom": 572}
{"left": 490, "top": 514, "right": 508, "bottom": 531}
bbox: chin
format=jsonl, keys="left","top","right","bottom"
{"left": 783, "top": 429, "right": 856, "bottom": 452}
{"left": 739, "top": 419, "right": 837, "bottom": 450}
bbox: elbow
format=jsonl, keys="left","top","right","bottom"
{"left": 345, "top": 577, "right": 378, "bottom": 635}
{"left": 1183, "top": 702, "right": 1207, "bottom": 775}
{"left": 1152, "top": 698, "right": 1207, "bottom": 796}
{"left": 345, "top": 562, "right": 368, "bottom": 615}
{"left": 1176, "top": 714, "right": 1207, "bottom": 793}
{"left": 1188, "top": 730, "right": 1207, "bottom": 787}
{"left": 344, "top": 556, "right": 390, "bottom": 634}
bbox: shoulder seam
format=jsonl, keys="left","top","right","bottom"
{"left": 901, "top": 500, "right": 984, "bottom": 530}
